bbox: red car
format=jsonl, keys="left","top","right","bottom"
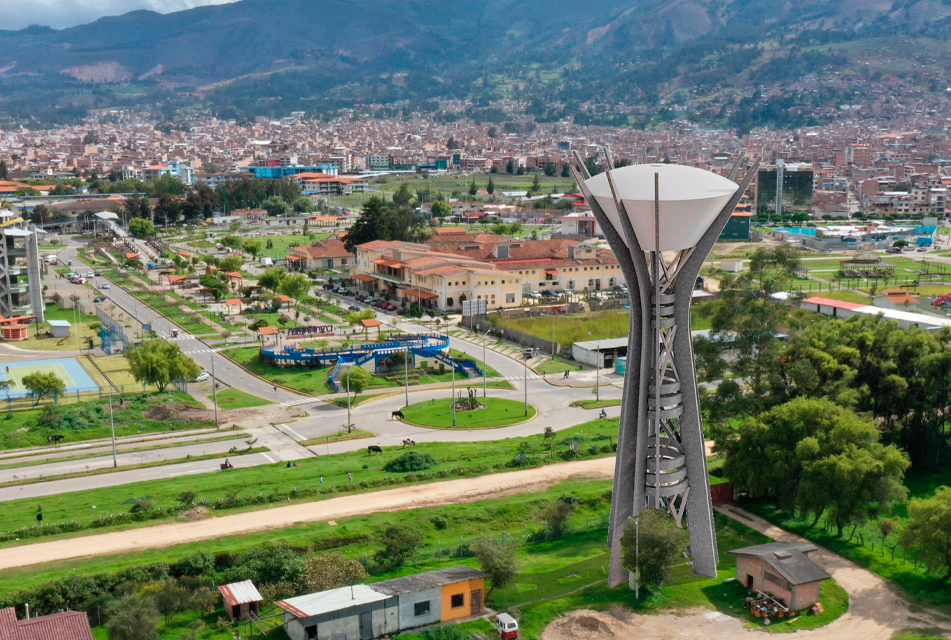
{"left": 381, "top": 302, "right": 398, "bottom": 311}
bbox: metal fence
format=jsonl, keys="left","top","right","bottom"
{"left": 1, "top": 383, "right": 152, "bottom": 412}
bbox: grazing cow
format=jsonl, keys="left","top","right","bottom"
{"left": 367, "top": 445, "right": 383, "bottom": 455}
{"left": 391, "top": 410, "right": 405, "bottom": 420}
{"left": 402, "top": 438, "right": 416, "bottom": 447}
{"left": 47, "top": 435, "right": 64, "bottom": 445}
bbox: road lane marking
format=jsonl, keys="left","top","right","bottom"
{"left": 261, "top": 452, "right": 276, "bottom": 463}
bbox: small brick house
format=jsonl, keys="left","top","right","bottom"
{"left": 729, "top": 542, "right": 830, "bottom": 611}
{"left": 219, "top": 580, "right": 264, "bottom": 621}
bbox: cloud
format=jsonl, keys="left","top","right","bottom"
{"left": 0, "top": 0, "right": 239, "bottom": 30}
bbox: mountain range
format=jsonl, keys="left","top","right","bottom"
{"left": 2, "top": 0, "right": 951, "bottom": 127}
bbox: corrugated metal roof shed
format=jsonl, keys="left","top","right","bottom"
{"left": 276, "top": 585, "right": 389, "bottom": 618}
{"left": 218, "top": 580, "right": 264, "bottom": 607}
{"left": 371, "top": 566, "right": 488, "bottom": 596}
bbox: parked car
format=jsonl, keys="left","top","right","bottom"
{"left": 381, "top": 302, "right": 398, "bottom": 311}
{"left": 348, "top": 305, "right": 361, "bottom": 312}
{"left": 372, "top": 299, "right": 385, "bottom": 308}
{"left": 93, "top": 296, "right": 107, "bottom": 303}
{"left": 355, "top": 294, "right": 367, "bottom": 302}
{"left": 337, "top": 287, "right": 352, "bottom": 296}
{"left": 73, "top": 277, "right": 87, "bottom": 285}
{"left": 192, "top": 370, "right": 211, "bottom": 383}
{"left": 93, "top": 270, "right": 102, "bottom": 277}
{"left": 101, "top": 283, "right": 110, "bottom": 289}
{"left": 322, "top": 283, "right": 335, "bottom": 290}
{"left": 918, "top": 247, "right": 929, "bottom": 252}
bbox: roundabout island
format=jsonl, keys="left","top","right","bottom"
{"left": 399, "top": 394, "right": 537, "bottom": 429}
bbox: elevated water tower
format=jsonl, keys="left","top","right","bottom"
{"left": 571, "top": 152, "right": 758, "bottom": 587}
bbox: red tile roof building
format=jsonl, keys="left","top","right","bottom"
{"left": 0, "top": 608, "right": 94, "bottom": 640}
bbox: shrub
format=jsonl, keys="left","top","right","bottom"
{"left": 383, "top": 451, "right": 436, "bottom": 473}
{"left": 431, "top": 516, "right": 449, "bottom": 530}
{"left": 172, "top": 552, "right": 215, "bottom": 577}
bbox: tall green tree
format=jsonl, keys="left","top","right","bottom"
{"left": 128, "top": 218, "right": 156, "bottom": 239}
{"left": 899, "top": 487, "right": 951, "bottom": 576}
{"left": 301, "top": 553, "right": 369, "bottom": 592}
{"left": 620, "top": 509, "right": 690, "bottom": 590}
{"left": 471, "top": 538, "right": 520, "bottom": 598}
{"left": 259, "top": 266, "right": 287, "bottom": 292}
{"left": 22, "top": 372, "right": 65, "bottom": 407}
{"left": 374, "top": 525, "right": 423, "bottom": 567}
{"left": 106, "top": 595, "right": 159, "bottom": 640}
{"left": 278, "top": 273, "right": 311, "bottom": 307}
{"left": 126, "top": 341, "right": 202, "bottom": 392}
{"left": 724, "top": 397, "right": 909, "bottom": 535}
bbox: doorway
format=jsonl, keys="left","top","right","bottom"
{"left": 470, "top": 590, "right": 483, "bottom": 615}
{"left": 746, "top": 574, "right": 754, "bottom": 589}
{"left": 359, "top": 612, "right": 372, "bottom": 640}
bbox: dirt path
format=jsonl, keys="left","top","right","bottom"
{"left": 544, "top": 504, "right": 950, "bottom": 640}
{"left": 0, "top": 458, "right": 614, "bottom": 571}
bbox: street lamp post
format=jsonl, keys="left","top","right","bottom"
{"left": 346, "top": 367, "right": 352, "bottom": 433}
{"left": 482, "top": 328, "right": 490, "bottom": 398}
{"left": 211, "top": 351, "right": 219, "bottom": 427}
{"left": 107, "top": 385, "right": 117, "bottom": 468}
{"left": 451, "top": 355, "right": 456, "bottom": 427}
{"left": 787, "top": 314, "right": 802, "bottom": 332}
{"left": 588, "top": 332, "right": 600, "bottom": 404}
{"left": 523, "top": 349, "right": 528, "bottom": 416}
{"left": 404, "top": 344, "right": 410, "bottom": 408}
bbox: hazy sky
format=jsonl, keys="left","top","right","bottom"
{"left": 0, "top": 0, "right": 239, "bottom": 30}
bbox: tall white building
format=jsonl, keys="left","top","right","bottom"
{"left": 0, "top": 214, "right": 45, "bottom": 322}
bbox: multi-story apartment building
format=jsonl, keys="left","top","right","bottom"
{"left": 0, "top": 214, "right": 44, "bottom": 323}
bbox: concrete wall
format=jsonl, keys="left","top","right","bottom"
{"left": 440, "top": 578, "right": 484, "bottom": 622}
{"left": 396, "top": 587, "right": 442, "bottom": 630}
{"left": 285, "top": 599, "right": 398, "bottom": 640}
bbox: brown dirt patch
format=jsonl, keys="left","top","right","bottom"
{"left": 182, "top": 506, "right": 208, "bottom": 521}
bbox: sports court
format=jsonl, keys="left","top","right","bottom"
{"left": 0, "top": 358, "right": 101, "bottom": 399}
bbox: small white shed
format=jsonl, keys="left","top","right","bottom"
{"left": 48, "top": 320, "right": 71, "bottom": 339}
{"left": 720, "top": 259, "right": 745, "bottom": 273}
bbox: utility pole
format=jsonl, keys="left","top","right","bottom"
{"left": 346, "top": 366, "right": 352, "bottom": 432}
{"left": 482, "top": 329, "right": 490, "bottom": 398}
{"left": 107, "top": 385, "right": 117, "bottom": 468}
{"left": 404, "top": 344, "right": 409, "bottom": 408}
{"left": 523, "top": 350, "right": 528, "bottom": 416}
{"left": 588, "top": 332, "right": 600, "bottom": 404}
{"left": 211, "top": 351, "right": 219, "bottom": 427}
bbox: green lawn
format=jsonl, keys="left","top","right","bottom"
{"left": 301, "top": 428, "right": 376, "bottom": 446}
{"left": 226, "top": 346, "right": 501, "bottom": 396}
{"left": 0, "top": 391, "right": 213, "bottom": 450}
{"left": 495, "top": 302, "right": 718, "bottom": 349}
{"left": 255, "top": 233, "right": 331, "bottom": 259}
{"left": 536, "top": 358, "right": 583, "bottom": 375}
{"left": 571, "top": 399, "right": 623, "bottom": 409}
{"left": 214, "top": 388, "right": 272, "bottom": 410}
{"left": 5, "top": 475, "right": 846, "bottom": 640}
{"left": 401, "top": 397, "right": 536, "bottom": 429}
{"left": 0, "top": 419, "right": 620, "bottom": 541}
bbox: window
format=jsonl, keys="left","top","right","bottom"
{"left": 414, "top": 601, "right": 431, "bottom": 617}
{"left": 451, "top": 594, "right": 464, "bottom": 608}
{"left": 506, "top": 293, "right": 515, "bottom": 304}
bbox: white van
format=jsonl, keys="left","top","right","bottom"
{"left": 496, "top": 613, "right": 519, "bottom": 639}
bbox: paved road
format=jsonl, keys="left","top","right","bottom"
{"left": 0, "top": 240, "right": 617, "bottom": 500}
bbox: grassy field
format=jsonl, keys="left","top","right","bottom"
{"left": 535, "top": 358, "right": 583, "bottom": 374}
{"left": 250, "top": 232, "right": 331, "bottom": 259}
{"left": 496, "top": 302, "right": 718, "bottom": 349}
{"left": 301, "top": 428, "right": 376, "bottom": 446}
{"left": 401, "top": 397, "right": 536, "bottom": 429}
{"left": 3, "top": 473, "right": 844, "bottom": 640}
{"left": 226, "top": 347, "right": 501, "bottom": 397}
{"left": 0, "top": 391, "right": 213, "bottom": 451}
{"left": 214, "top": 388, "right": 272, "bottom": 410}
{"left": 571, "top": 399, "right": 623, "bottom": 409}
{"left": 12, "top": 302, "right": 101, "bottom": 351}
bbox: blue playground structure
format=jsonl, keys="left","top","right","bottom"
{"left": 260, "top": 333, "right": 484, "bottom": 392}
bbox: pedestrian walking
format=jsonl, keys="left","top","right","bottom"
{"left": 348, "top": 472, "right": 353, "bottom": 484}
